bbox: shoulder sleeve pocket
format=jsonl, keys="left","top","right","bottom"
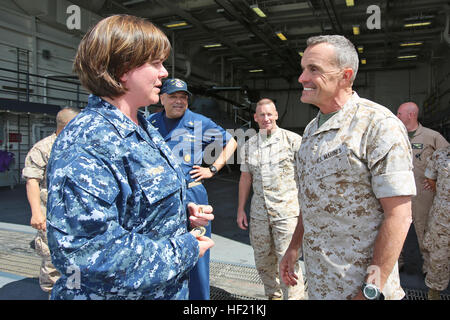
{"left": 67, "top": 155, "right": 119, "bottom": 205}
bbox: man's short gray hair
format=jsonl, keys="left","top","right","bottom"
{"left": 306, "top": 35, "right": 359, "bottom": 82}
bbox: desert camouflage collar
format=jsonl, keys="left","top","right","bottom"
{"left": 311, "top": 92, "right": 359, "bottom": 136}
{"left": 257, "top": 127, "right": 282, "bottom": 147}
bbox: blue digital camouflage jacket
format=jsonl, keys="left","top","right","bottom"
{"left": 46, "top": 95, "right": 199, "bottom": 300}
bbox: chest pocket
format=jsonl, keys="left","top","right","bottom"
{"left": 271, "top": 150, "right": 291, "bottom": 163}
{"left": 313, "top": 146, "right": 351, "bottom": 180}
{"left": 270, "top": 150, "right": 292, "bottom": 175}
{"left": 136, "top": 164, "right": 181, "bottom": 206}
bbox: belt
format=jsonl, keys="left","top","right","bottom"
{"left": 187, "top": 181, "right": 203, "bottom": 188}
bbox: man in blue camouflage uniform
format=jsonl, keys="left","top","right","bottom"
{"left": 149, "top": 79, "right": 237, "bottom": 299}
{"left": 46, "top": 15, "right": 214, "bottom": 300}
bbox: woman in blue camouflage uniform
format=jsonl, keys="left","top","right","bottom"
{"left": 46, "top": 15, "right": 214, "bottom": 300}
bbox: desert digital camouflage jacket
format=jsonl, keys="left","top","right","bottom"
{"left": 240, "top": 128, "right": 302, "bottom": 221}
{"left": 22, "top": 132, "right": 57, "bottom": 213}
{"left": 424, "top": 146, "right": 450, "bottom": 228}
{"left": 297, "top": 92, "right": 416, "bottom": 300}
{"left": 46, "top": 95, "right": 199, "bottom": 300}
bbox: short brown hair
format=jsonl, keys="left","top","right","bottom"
{"left": 73, "top": 15, "right": 171, "bottom": 98}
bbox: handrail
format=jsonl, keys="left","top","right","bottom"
{"left": 0, "top": 67, "right": 81, "bottom": 86}
{"left": 0, "top": 67, "right": 89, "bottom": 106}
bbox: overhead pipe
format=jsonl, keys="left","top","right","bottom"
{"left": 327, "top": 0, "right": 344, "bottom": 34}
{"left": 176, "top": 53, "right": 191, "bottom": 79}
{"left": 215, "top": 0, "right": 299, "bottom": 79}
{"left": 320, "top": 0, "right": 343, "bottom": 34}
{"left": 443, "top": 5, "right": 450, "bottom": 46}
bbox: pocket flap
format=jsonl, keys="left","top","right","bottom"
{"left": 136, "top": 166, "right": 181, "bottom": 205}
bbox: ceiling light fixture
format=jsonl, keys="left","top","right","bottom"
{"left": 249, "top": 69, "right": 264, "bottom": 73}
{"left": 361, "top": 58, "right": 366, "bottom": 64}
{"left": 346, "top": 0, "right": 355, "bottom": 6}
{"left": 357, "top": 46, "right": 364, "bottom": 53}
{"left": 398, "top": 55, "right": 418, "bottom": 59}
{"left": 250, "top": 5, "right": 267, "bottom": 18}
{"left": 164, "top": 21, "right": 189, "bottom": 28}
{"left": 400, "top": 42, "right": 423, "bottom": 46}
{"left": 404, "top": 22, "right": 431, "bottom": 28}
{"left": 352, "top": 25, "right": 360, "bottom": 35}
{"left": 276, "top": 31, "right": 287, "bottom": 41}
{"left": 203, "top": 43, "right": 222, "bottom": 48}
{"left": 298, "top": 51, "right": 304, "bottom": 56}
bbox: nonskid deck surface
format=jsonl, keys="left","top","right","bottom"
{"left": 0, "top": 171, "right": 449, "bottom": 300}
{"left": 0, "top": 222, "right": 448, "bottom": 300}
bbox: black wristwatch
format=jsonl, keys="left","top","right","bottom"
{"left": 209, "top": 165, "right": 218, "bottom": 175}
{"left": 361, "top": 282, "right": 384, "bottom": 300}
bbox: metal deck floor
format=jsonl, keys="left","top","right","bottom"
{"left": 1, "top": 170, "right": 449, "bottom": 300}
{"left": 0, "top": 225, "right": 448, "bottom": 300}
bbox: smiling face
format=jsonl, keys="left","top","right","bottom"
{"left": 120, "top": 59, "right": 168, "bottom": 107}
{"left": 160, "top": 91, "right": 189, "bottom": 119}
{"left": 298, "top": 42, "right": 348, "bottom": 111}
{"left": 254, "top": 102, "right": 278, "bottom": 134}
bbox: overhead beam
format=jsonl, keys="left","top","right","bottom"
{"left": 215, "top": 0, "right": 301, "bottom": 76}
{"left": 154, "top": 0, "right": 282, "bottom": 79}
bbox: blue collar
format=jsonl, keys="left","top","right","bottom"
{"left": 87, "top": 95, "right": 157, "bottom": 140}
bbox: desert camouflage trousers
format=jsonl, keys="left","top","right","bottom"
{"left": 423, "top": 221, "right": 449, "bottom": 291}
{"left": 411, "top": 189, "right": 435, "bottom": 273}
{"left": 35, "top": 230, "right": 60, "bottom": 293}
{"left": 250, "top": 216, "right": 305, "bottom": 300}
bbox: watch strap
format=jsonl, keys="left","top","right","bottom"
{"left": 209, "top": 165, "right": 217, "bottom": 174}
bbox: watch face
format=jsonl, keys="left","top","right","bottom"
{"left": 363, "top": 285, "right": 378, "bottom": 299}
{"left": 209, "top": 166, "right": 217, "bottom": 173}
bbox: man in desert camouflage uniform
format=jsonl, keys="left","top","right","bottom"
{"left": 22, "top": 107, "right": 80, "bottom": 294}
{"left": 422, "top": 146, "right": 450, "bottom": 300}
{"left": 280, "top": 35, "right": 416, "bottom": 300}
{"left": 237, "top": 98, "right": 305, "bottom": 300}
{"left": 396, "top": 102, "right": 449, "bottom": 273}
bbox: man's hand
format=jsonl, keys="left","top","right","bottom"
{"left": 189, "top": 165, "right": 213, "bottom": 182}
{"left": 30, "top": 210, "right": 46, "bottom": 231}
{"left": 236, "top": 208, "right": 248, "bottom": 230}
{"left": 26, "top": 178, "right": 46, "bottom": 231}
{"left": 188, "top": 202, "right": 214, "bottom": 228}
{"left": 280, "top": 247, "right": 299, "bottom": 287}
{"left": 423, "top": 178, "right": 436, "bottom": 192}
